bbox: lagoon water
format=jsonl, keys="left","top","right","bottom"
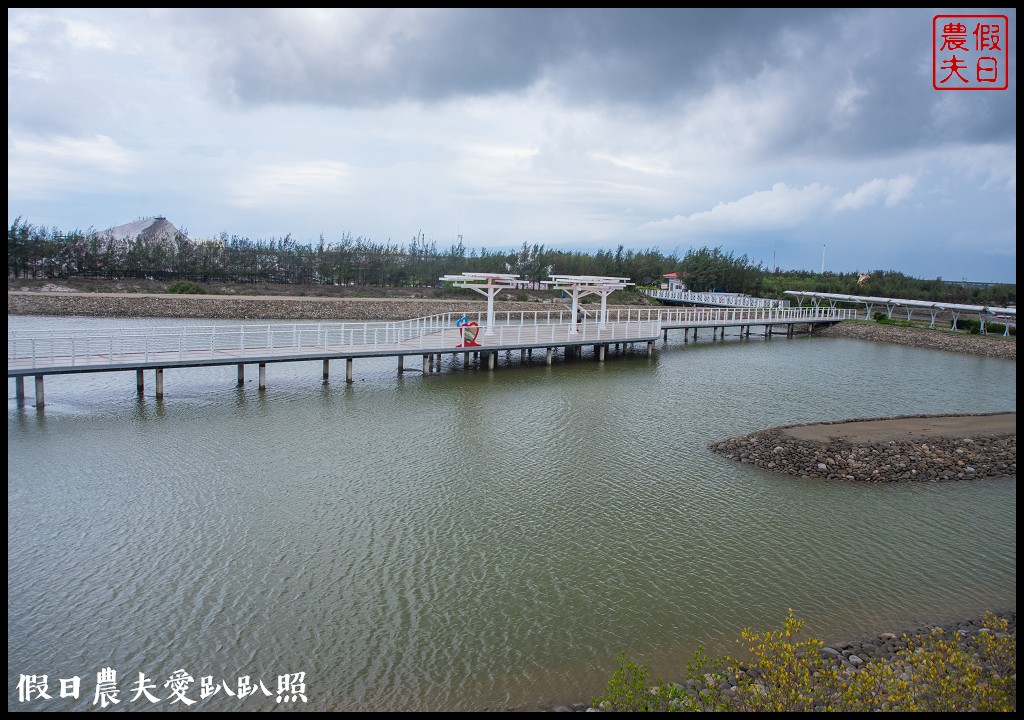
{"left": 7, "top": 315, "right": 1017, "bottom": 711}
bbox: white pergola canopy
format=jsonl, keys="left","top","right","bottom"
{"left": 439, "top": 272, "right": 524, "bottom": 335}
{"left": 541, "top": 275, "right": 634, "bottom": 334}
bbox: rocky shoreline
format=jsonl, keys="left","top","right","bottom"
{"left": 708, "top": 412, "right": 1016, "bottom": 483}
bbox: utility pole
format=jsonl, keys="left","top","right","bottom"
{"left": 821, "top": 244, "right": 826, "bottom": 274}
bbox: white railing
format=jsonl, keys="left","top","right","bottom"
{"left": 7, "top": 314, "right": 664, "bottom": 371}
{"left": 644, "top": 289, "right": 789, "bottom": 308}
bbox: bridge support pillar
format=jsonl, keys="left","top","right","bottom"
{"left": 546, "top": 347, "right": 553, "bottom": 365}
{"left": 237, "top": 364, "right": 245, "bottom": 386}
{"left": 16, "top": 376, "right": 25, "bottom": 404}
{"left": 663, "top": 329, "right": 668, "bottom": 341}
{"left": 520, "top": 349, "right": 527, "bottom": 362}
{"left": 323, "top": 359, "right": 330, "bottom": 383}
{"left": 647, "top": 340, "right": 654, "bottom": 356}
{"left": 34, "top": 374, "right": 44, "bottom": 408}
{"left": 787, "top": 323, "right": 793, "bottom": 337}
{"left": 155, "top": 368, "right": 164, "bottom": 399}
{"left": 258, "top": 363, "right": 266, "bottom": 390}
{"left": 488, "top": 352, "right": 496, "bottom": 370}
{"left": 464, "top": 352, "right": 470, "bottom": 368}
{"left": 598, "top": 345, "right": 606, "bottom": 362}
{"left": 398, "top": 355, "right": 404, "bottom": 372}
{"left": 137, "top": 369, "right": 144, "bottom": 395}
{"left": 346, "top": 358, "right": 354, "bottom": 384}
{"left": 422, "top": 355, "right": 429, "bottom": 375}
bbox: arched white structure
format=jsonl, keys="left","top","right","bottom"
{"left": 784, "top": 291, "right": 1016, "bottom": 334}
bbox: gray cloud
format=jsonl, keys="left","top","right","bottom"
{"left": 176, "top": 8, "right": 1014, "bottom": 160}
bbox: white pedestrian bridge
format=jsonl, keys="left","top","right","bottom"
{"left": 8, "top": 305, "right": 853, "bottom": 407}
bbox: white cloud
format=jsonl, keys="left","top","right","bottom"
{"left": 228, "top": 160, "right": 353, "bottom": 208}
{"left": 8, "top": 132, "right": 137, "bottom": 198}
{"left": 834, "top": 175, "right": 916, "bottom": 210}
{"left": 644, "top": 182, "right": 835, "bottom": 235}
{"left": 6, "top": 8, "right": 1017, "bottom": 282}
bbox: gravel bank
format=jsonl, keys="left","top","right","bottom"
{"left": 708, "top": 412, "right": 1016, "bottom": 483}
{"left": 6, "top": 291, "right": 548, "bottom": 322}
{"left": 815, "top": 320, "right": 1015, "bottom": 360}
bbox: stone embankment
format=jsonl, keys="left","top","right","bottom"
{"left": 816, "top": 320, "right": 1015, "bottom": 360}
{"left": 708, "top": 413, "right": 1016, "bottom": 482}
{"left": 7, "top": 291, "right": 569, "bottom": 322}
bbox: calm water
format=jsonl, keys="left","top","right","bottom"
{"left": 7, "top": 316, "right": 1017, "bottom": 712}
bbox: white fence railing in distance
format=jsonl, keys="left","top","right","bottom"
{"left": 654, "top": 306, "right": 856, "bottom": 325}
{"left": 644, "top": 289, "right": 790, "bottom": 308}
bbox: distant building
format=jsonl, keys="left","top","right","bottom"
{"left": 661, "top": 272, "right": 687, "bottom": 292}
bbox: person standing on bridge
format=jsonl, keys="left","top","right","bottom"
{"left": 576, "top": 307, "right": 584, "bottom": 329}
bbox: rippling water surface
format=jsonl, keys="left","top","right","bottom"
{"left": 8, "top": 316, "right": 1016, "bottom": 711}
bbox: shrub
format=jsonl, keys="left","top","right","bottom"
{"left": 956, "top": 318, "right": 980, "bottom": 334}
{"left": 593, "top": 611, "right": 1016, "bottom": 712}
{"left": 985, "top": 322, "right": 1015, "bottom": 336}
{"left": 166, "top": 280, "right": 206, "bottom": 295}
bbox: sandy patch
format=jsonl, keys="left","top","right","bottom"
{"left": 783, "top": 412, "right": 1016, "bottom": 443}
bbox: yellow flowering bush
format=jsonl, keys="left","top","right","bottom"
{"left": 593, "top": 610, "right": 1015, "bottom": 712}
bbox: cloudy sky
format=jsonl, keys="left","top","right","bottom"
{"left": 7, "top": 8, "right": 1017, "bottom": 282}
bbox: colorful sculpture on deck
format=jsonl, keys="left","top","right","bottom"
{"left": 456, "top": 316, "right": 481, "bottom": 347}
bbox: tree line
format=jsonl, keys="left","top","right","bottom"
{"left": 7, "top": 217, "right": 1015, "bottom": 306}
